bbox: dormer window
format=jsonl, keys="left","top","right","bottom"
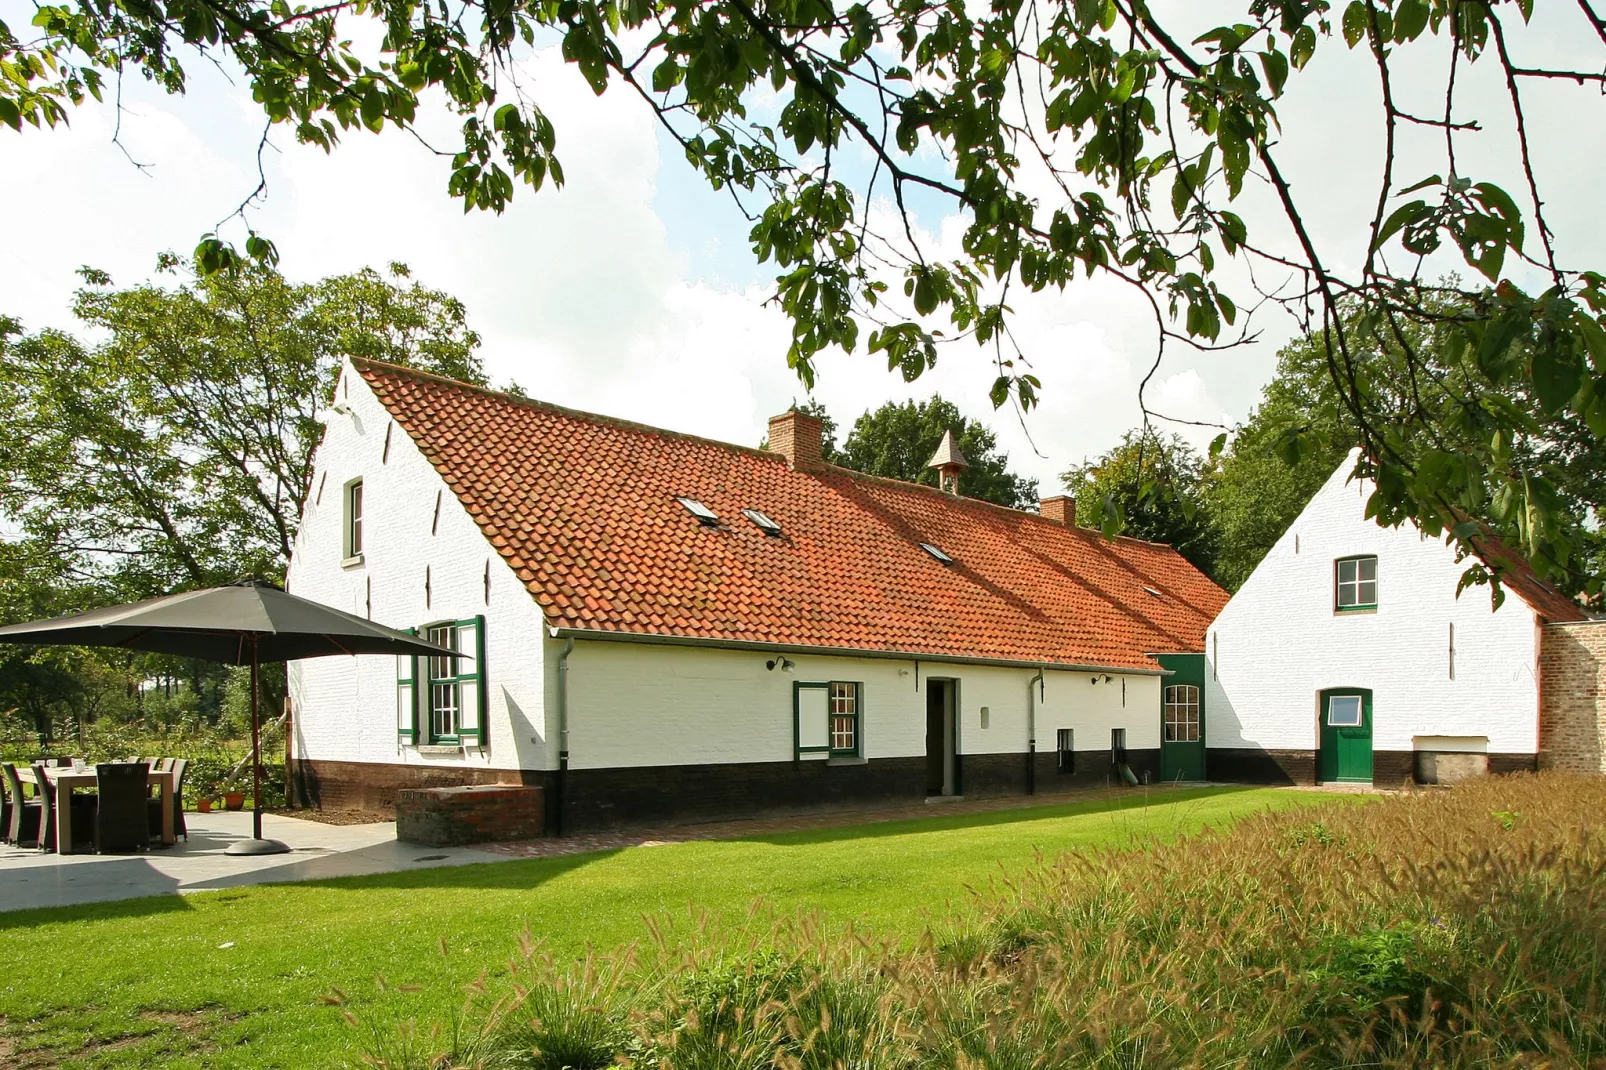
{"left": 675, "top": 497, "right": 720, "bottom": 526}
{"left": 1335, "top": 555, "right": 1377, "bottom": 612}
{"left": 742, "top": 508, "right": 782, "bottom": 536}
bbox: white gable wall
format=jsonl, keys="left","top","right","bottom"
{"left": 286, "top": 361, "right": 551, "bottom": 774}
{"left": 1205, "top": 455, "right": 1541, "bottom": 757}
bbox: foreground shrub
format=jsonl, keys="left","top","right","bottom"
{"left": 359, "top": 774, "right": 1606, "bottom": 1068}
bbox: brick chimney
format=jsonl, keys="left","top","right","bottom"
{"left": 1040, "top": 495, "right": 1077, "bottom": 526}
{"left": 767, "top": 409, "right": 823, "bottom": 470}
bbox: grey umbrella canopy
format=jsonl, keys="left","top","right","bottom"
{"left": 0, "top": 579, "right": 455, "bottom": 662}
{"left": 0, "top": 579, "right": 456, "bottom": 854}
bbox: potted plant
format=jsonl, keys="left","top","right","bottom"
{"left": 223, "top": 789, "right": 246, "bottom": 810}
{"left": 196, "top": 796, "right": 214, "bottom": 813}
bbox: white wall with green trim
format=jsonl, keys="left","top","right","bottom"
{"left": 286, "top": 360, "right": 552, "bottom": 774}
{"left": 1205, "top": 451, "right": 1544, "bottom": 758}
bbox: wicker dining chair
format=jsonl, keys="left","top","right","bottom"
{"left": 93, "top": 763, "right": 151, "bottom": 853}
{"left": 2, "top": 762, "right": 39, "bottom": 846}
{"left": 27, "top": 763, "right": 57, "bottom": 851}
{"left": 147, "top": 758, "right": 189, "bottom": 843}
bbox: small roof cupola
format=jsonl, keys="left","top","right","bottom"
{"left": 926, "top": 429, "right": 969, "bottom": 495}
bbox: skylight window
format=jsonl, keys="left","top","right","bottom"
{"left": 919, "top": 542, "right": 954, "bottom": 565}
{"left": 1143, "top": 586, "right": 1162, "bottom": 598}
{"left": 742, "top": 508, "right": 783, "bottom": 537}
{"left": 675, "top": 497, "right": 720, "bottom": 526}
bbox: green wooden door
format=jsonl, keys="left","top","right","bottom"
{"left": 1318, "top": 689, "right": 1373, "bottom": 783}
{"left": 1156, "top": 654, "right": 1206, "bottom": 782}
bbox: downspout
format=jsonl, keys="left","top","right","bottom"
{"left": 1027, "top": 667, "right": 1044, "bottom": 795}
{"left": 554, "top": 636, "right": 575, "bottom": 837}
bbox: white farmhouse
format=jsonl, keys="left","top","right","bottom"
{"left": 285, "top": 358, "right": 1228, "bottom": 832}
{"left": 1205, "top": 452, "right": 1584, "bottom": 787}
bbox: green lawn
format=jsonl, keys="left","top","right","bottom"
{"left": 0, "top": 786, "right": 1347, "bottom": 1068}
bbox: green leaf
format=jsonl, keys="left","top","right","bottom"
{"left": 1341, "top": 1, "right": 1369, "bottom": 47}
{"left": 1531, "top": 340, "right": 1583, "bottom": 414}
{"left": 1373, "top": 200, "right": 1428, "bottom": 251}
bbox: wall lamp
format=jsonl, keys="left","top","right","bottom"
{"left": 767, "top": 657, "right": 795, "bottom": 673}
{"left": 1089, "top": 673, "right": 1114, "bottom": 685}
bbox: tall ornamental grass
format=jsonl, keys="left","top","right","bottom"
{"left": 357, "top": 773, "right": 1606, "bottom": 1068}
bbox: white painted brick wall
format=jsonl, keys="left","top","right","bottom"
{"left": 1205, "top": 454, "right": 1541, "bottom": 755}
{"left": 286, "top": 361, "right": 551, "bottom": 774}
{"left": 563, "top": 641, "right": 1159, "bottom": 769}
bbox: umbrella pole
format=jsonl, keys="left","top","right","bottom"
{"left": 225, "top": 635, "right": 289, "bottom": 855}
{"left": 251, "top": 640, "right": 263, "bottom": 841}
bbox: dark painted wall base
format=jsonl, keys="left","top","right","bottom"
{"left": 295, "top": 750, "right": 1166, "bottom": 835}
{"left": 1206, "top": 748, "right": 1537, "bottom": 789}
{"left": 1207, "top": 747, "right": 1317, "bottom": 786}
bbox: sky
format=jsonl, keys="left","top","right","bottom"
{"left": 2, "top": 3, "right": 1601, "bottom": 494}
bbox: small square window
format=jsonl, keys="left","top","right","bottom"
{"left": 1327, "top": 695, "right": 1363, "bottom": 727}
{"left": 343, "top": 479, "right": 364, "bottom": 561}
{"left": 1056, "top": 728, "right": 1074, "bottom": 773}
{"left": 1336, "top": 555, "right": 1378, "bottom": 610}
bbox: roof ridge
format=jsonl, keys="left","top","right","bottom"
{"left": 352, "top": 357, "right": 1188, "bottom": 556}
{"left": 350, "top": 356, "right": 786, "bottom": 465}
{"left": 824, "top": 462, "right": 1186, "bottom": 551}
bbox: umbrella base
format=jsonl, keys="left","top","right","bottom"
{"left": 224, "top": 837, "right": 292, "bottom": 856}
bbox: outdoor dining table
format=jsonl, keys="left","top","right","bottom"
{"left": 26, "top": 765, "right": 176, "bottom": 854}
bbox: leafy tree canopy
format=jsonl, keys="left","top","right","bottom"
{"left": 0, "top": 260, "right": 486, "bottom": 737}
{"left": 0, "top": 259, "right": 485, "bottom": 598}
{"left": 5, "top": 0, "right": 1606, "bottom": 590}
{"left": 1062, "top": 429, "right": 1218, "bottom": 575}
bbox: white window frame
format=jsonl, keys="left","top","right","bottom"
{"left": 1335, "top": 555, "right": 1378, "bottom": 611}
{"left": 426, "top": 622, "right": 460, "bottom": 742}
{"left": 343, "top": 478, "right": 365, "bottom": 564}
{"left": 1327, "top": 694, "right": 1364, "bottom": 727}
{"left": 1163, "top": 684, "right": 1201, "bottom": 743}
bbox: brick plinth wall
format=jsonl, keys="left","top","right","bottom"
{"left": 292, "top": 758, "right": 544, "bottom": 812}
{"left": 396, "top": 785, "right": 546, "bottom": 846}
{"left": 1540, "top": 622, "right": 1606, "bottom": 775}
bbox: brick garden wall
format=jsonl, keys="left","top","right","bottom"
{"left": 1540, "top": 622, "right": 1606, "bottom": 775}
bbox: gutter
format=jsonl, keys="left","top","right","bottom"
{"left": 1027, "top": 667, "right": 1044, "bottom": 795}
{"left": 546, "top": 626, "right": 1169, "bottom": 678}
{"left": 553, "top": 636, "right": 575, "bottom": 837}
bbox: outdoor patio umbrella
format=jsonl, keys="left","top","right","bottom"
{"left": 0, "top": 579, "right": 457, "bottom": 855}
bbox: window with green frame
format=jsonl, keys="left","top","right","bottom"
{"left": 1335, "top": 555, "right": 1378, "bottom": 611}
{"left": 397, "top": 614, "right": 488, "bottom": 746}
{"left": 794, "top": 680, "right": 862, "bottom": 758}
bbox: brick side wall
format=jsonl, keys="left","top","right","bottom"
{"left": 396, "top": 785, "right": 546, "bottom": 846}
{"left": 1540, "top": 622, "right": 1606, "bottom": 775}
{"left": 293, "top": 758, "right": 540, "bottom": 812}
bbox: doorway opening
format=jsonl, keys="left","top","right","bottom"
{"left": 925, "top": 678, "right": 959, "bottom": 796}
{"left": 1318, "top": 688, "right": 1374, "bottom": 783}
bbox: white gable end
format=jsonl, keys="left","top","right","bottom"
{"left": 1206, "top": 452, "right": 1542, "bottom": 758}
{"left": 285, "top": 360, "right": 552, "bottom": 776}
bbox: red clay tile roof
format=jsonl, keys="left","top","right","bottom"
{"left": 1467, "top": 532, "right": 1587, "bottom": 623}
{"left": 354, "top": 359, "right": 1230, "bottom": 671}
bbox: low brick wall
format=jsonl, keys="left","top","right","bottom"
{"left": 1540, "top": 622, "right": 1606, "bottom": 775}
{"left": 395, "top": 785, "right": 546, "bottom": 846}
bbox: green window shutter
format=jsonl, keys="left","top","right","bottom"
{"left": 455, "top": 614, "right": 488, "bottom": 747}
{"left": 794, "top": 682, "right": 830, "bottom": 758}
{"left": 397, "top": 627, "right": 418, "bottom": 742}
